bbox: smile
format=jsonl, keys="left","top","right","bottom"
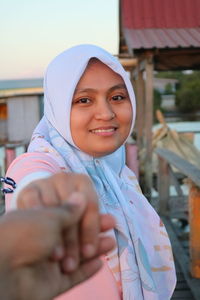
{"left": 90, "top": 127, "right": 117, "bottom": 136}
{"left": 91, "top": 128, "right": 115, "bottom": 133}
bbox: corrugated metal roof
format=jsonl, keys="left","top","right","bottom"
{"left": 122, "top": 0, "right": 200, "bottom": 49}
{"left": 122, "top": 0, "right": 200, "bottom": 29}
{"left": 124, "top": 28, "right": 200, "bottom": 49}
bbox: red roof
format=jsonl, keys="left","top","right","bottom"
{"left": 122, "top": 0, "right": 200, "bottom": 49}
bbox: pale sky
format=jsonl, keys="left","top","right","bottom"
{"left": 0, "top": 0, "right": 119, "bottom": 80}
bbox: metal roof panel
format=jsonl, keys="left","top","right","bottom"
{"left": 123, "top": 28, "right": 200, "bottom": 49}
{"left": 122, "top": 0, "right": 200, "bottom": 29}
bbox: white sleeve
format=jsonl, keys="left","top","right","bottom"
{"left": 10, "top": 171, "right": 52, "bottom": 210}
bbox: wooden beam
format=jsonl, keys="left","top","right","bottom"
{"left": 119, "top": 57, "right": 137, "bottom": 70}
{"left": 133, "top": 48, "right": 200, "bottom": 71}
{"left": 155, "top": 148, "right": 200, "bottom": 188}
{"left": 189, "top": 184, "right": 200, "bottom": 278}
{"left": 143, "top": 55, "right": 154, "bottom": 198}
{"left": 169, "top": 166, "right": 184, "bottom": 197}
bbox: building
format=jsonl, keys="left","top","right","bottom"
{"left": 0, "top": 79, "right": 43, "bottom": 143}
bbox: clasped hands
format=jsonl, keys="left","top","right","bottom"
{"left": 2, "top": 173, "right": 115, "bottom": 299}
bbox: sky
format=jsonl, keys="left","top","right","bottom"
{"left": 0, "top": 0, "right": 119, "bottom": 80}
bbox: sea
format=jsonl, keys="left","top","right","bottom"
{"left": 0, "top": 78, "right": 43, "bottom": 90}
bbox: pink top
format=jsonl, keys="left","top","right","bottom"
{"left": 56, "top": 257, "right": 121, "bottom": 300}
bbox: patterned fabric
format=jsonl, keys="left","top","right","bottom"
{"left": 28, "top": 44, "right": 175, "bottom": 299}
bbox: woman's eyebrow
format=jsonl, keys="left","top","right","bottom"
{"left": 108, "top": 84, "right": 127, "bottom": 92}
{"left": 74, "top": 84, "right": 127, "bottom": 94}
{"left": 74, "top": 88, "right": 96, "bottom": 94}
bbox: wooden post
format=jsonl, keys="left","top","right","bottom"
{"left": 144, "top": 55, "right": 154, "bottom": 199}
{"left": 189, "top": 183, "right": 200, "bottom": 278}
{"left": 135, "top": 68, "right": 145, "bottom": 151}
{"left": 157, "top": 156, "right": 170, "bottom": 215}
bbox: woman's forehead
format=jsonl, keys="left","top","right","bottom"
{"left": 75, "top": 59, "right": 125, "bottom": 90}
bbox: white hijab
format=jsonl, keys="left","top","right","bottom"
{"left": 29, "top": 44, "right": 176, "bottom": 300}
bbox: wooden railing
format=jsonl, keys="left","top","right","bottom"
{"left": 155, "top": 147, "right": 200, "bottom": 281}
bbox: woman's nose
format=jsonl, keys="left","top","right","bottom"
{"left": 94, "top": 100, "right": 115, "bottom": 120}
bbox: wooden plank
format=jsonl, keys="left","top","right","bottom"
{"left": 169, "top": 166, "right": 184, "bottom": 197}
{"left": 152, "top": 196, "right": 188, "bottom": 219}
{"left": 168, "top": 195, "right": 188, "bottom": 217}
{"left": 171, "top": 289, "right": 194, "bottom": 299}
{"left": 189, "top": 184, "right": 200, "bottom": 278}
{"left": 175, "top": 281, "right": 189, "bottom": 289}
{"left": 172, "top": 261, "right": 195, "bottom": 299}
{"left": 162, "top": 217, "right": 200, "bottom": 300}
{"left": 155, "top": 148, "right": 200, "bottom": 188}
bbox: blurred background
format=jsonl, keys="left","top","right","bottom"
{"left": 1, "top": 1, "right": 200, "bottom": 297}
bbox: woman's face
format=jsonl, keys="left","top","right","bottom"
{"left": 70, "top": 60, "right": 133, "bottom": 157}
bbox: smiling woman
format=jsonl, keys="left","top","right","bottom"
{"left": 70, "top": 58, "right": 132, "bottom": 157}
{"left": 5, "top": 44, "right": 176, "bottom": 300}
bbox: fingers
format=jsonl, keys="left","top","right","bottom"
{"left": 60, "top": 192, "right": 89, "bottom": 272}
{"left": 53, "top": 207, "right": 116, "bottom": 273}
{"left": 54, "top": 173, "right": 100, "bottom": 260}
{"left": 32, "top": 180, "right": 60, "bottom": 207}
{"left": 18, "top": 179, "right": 60, "bottom": 209}
{"left": 95, "top": 236, "right": 116, "bottom": 256}
{"left": 79, "top": 196, "right": 100, "bottom": 259}
{"left": 79, "top": 213, "right": 115, "bottom": 259}
{"left": 17, "top": 185, "right": 43, "bottom": 209}
{"left": 100, "top": 214, "right": 116, "bottom": 232}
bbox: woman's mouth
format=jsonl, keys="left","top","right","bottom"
{"left": 90, "top": 127, "right": 117, "bottom": 136}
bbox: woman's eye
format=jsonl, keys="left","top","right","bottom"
{"left": 112, "top": 95, "right": 125, "bottom": 101}
{"left": 77, "top": 98, "right": 90, "bottom": 104}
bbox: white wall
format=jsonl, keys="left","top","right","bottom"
{"left": 7, "top": 96, "right": 40, "bottom": 142}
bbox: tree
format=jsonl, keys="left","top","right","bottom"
{"left": 156, "top": 70, "right": 200, "bottom": 113}
{"left": 176, "top": 72, "right": 200, "bottom": 112}
{"left": 164, "top": 83, "right": 174, "bottom": 95}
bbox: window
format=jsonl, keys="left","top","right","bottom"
{"left": 0, "top": 103, "right": 7, "bottom": 120}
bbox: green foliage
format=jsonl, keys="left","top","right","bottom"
{"left": 155, "top": 71, "right": 184, "bottom": 81}
{"left": 156, "top": 71, "right": 200, "bottom": 112}
{"left": 154, "top": 89, "right": 161, "bottom": 109}
{"left": 176, "top": 71, "right": 200, "bottom": 112}
{"left": 164, "top": 83, "right": 174, "bottom": 95}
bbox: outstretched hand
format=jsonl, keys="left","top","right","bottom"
{"left": 0, "top": 198, "right": 115, "bottom": 300}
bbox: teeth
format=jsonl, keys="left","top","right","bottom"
{"left": 92, "top": 128, "right": 115, "bottom": 133}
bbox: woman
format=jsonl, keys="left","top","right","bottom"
{"left": 6, "top": 44, "right": 176, "bottom": 299}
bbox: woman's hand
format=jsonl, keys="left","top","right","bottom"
{"left": 17, "top": 173, "right": 115, "bottom": 265}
